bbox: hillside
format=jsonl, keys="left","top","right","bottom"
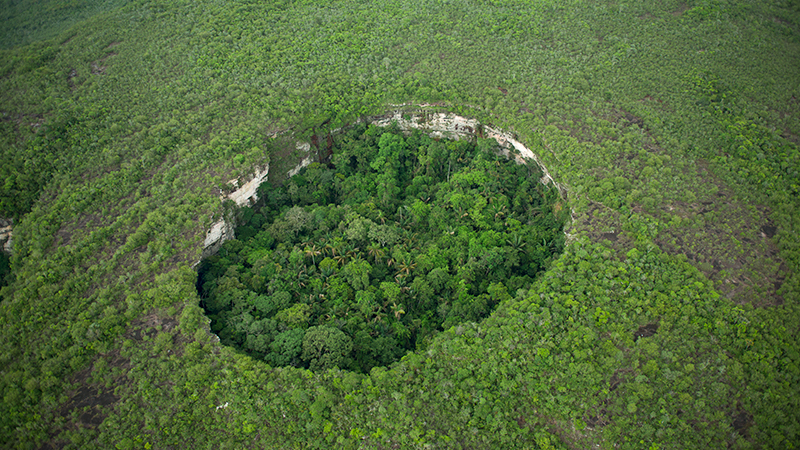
{"left": 0, "top": 0, "right": 799, "bottom": 448}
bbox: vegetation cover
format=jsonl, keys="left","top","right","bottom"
{"left": 198, "top": 125, "right": 567, "bottom": 373}
{"left": 0, "top": 0, "right": 798, "bottom": 448}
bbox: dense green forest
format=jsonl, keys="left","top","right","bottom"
{"left": 0, "top": 0, "right": 798, "bottom": 448}
{"left": 198, "top": 125, "right": 567, "bottom": 373}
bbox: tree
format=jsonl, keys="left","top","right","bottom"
{"left": 368, "top": 223, "right": 399, "bottom": 247}
{"left": 284, "top": 206, "right": 311, "bottom": 236}
{"left": 274, "top": 303, "right": 311, "bottom": 328}
{"left": 343, "top": 258, "right": 372, "bottom": 291}
{"left": 365, "top": 242, "right": 386, "bottom": 264}
{"left": 199, "top": 127, "right": 568, "bottom": 374}
{"left": 393, "top": 254, "right": 417, "bottom": 280}
{"left": 344, "top": 215, "right": 372, "bottom": 243}
{"left": 302, "top": 326, "right": 353, "bottom": 371}
{"left": 267, "top": 328, "right": 305, "bottom": 367}
{"left": 303, "top": 244, "right": 321, "bottom": 265}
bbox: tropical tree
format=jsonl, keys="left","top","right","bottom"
{"left": 302, "top": 326, "right": 353, "bottom": 371}
{"left": 303, "top": 244, "right": 321, "bottom": 265}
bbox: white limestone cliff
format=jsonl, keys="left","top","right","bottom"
{"left": 372, "top": 111, "right": 479, "bottom": 140}
{"left": 0, "top": 218, "right": 12, "bottom": 254}
{"left": 224, "top": 165, "right": 270, "bottom": 207}
{"left": 288, "top": 143, "right": 313, "bottom": 177}
{"left": 201, "top": 141, "right": 314, "bottom": 258}
{"left": 201, "top": 220, "right": 234, "bottom": 259}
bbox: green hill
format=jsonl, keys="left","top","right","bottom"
{"left": 0, "top": 0, "right": 798, "bottom": 448}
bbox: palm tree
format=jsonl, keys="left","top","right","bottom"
{"left": 366, "top": 243, "right": 385, "bottom": 264}
{"left": 303, "top": 244, "right": 321, "bottom": 265}
{"left": 529, "top": 203, "right": 544, "bottom": 218}
{"left": 396, "top": 277, "right": 411, "bottom": 295}
{"left": 394, "top": 256, "right": 417, "bottom": 280}
{"left": 331, "top": 243, "right": 346, "bottom": 265}
{"left": 349, "top": 254, "right": 366, "bottom": 266}
{"left": 506, "top": 233, "right": 526, "bottom": 255}
{"left": 395, "top": 205, "right": 412, "bottom": 229}
{"left": 296, "top": 266, "right": 309, "bottom": 289}
{"left": 400, "top": 229, "right": 418, "bottom": 249}
{"left": 489, "top": 200, "right": 507, "bottom": 220}
{"left": 390, "top": 302, "right": 406, "bottom": 320}
{"left": 320, "top": 264, "right": 335, "bottom": 279}
{"left": 343, "top": 242, "right": 359, "bottom": 261}
{"left": 375, "top": 209, "right": 386, "bottom": 225}
{"left": 371, "top": 308, "right": 387, "bottom": 324}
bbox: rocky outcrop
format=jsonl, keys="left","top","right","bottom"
{"left": 372, "top": 112, "right": 478, "bottom": 140}
{"left": 371, "top": 110, "right": 573, "bottom": 239}
{"left": 201, "top": 165, "right": 271, "bottom": 260}
{"left": 201, "top": 142, "right": 314, "bottom": 259}
{"left": 482, "top": 125, "right": 566, "bottom": 196}
{"left": 201, "top": 220, "right": 234, "bottom": 259}
{"left": 288, "top": 143, "right": 313, "bottom": 177}
{"left": 225, "top": 165, "right": 270, "bottom": 207}
{"left": 0, "top": 218, "right": 12, "bottom": 254}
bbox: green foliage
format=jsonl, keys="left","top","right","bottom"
{"left": 0, "top": 0, "right": 129, "bottom": 49}
{"left": 0, "top": 0, "right": 798, "bottom": 448}
{"left": 198, "top": 127, "right": 566, "bottom": 372}
{"left": 302, "top": 326, "right": 353, "bottom": 371}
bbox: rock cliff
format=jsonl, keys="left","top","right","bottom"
{"left": 201, "top": 141, "right": 315, "bottom": 258}
{"left": 0, "top": 218, "right": 12, "bottom": 253}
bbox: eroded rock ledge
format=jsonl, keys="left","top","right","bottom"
{"left": 201, "top": 142, "right": 313, "bottom": 260}
{"left": 0, "top": 218, "right": 12, "bottom": 254}
{"left": 200, "top": 110, "right": 566, "bottom": 259}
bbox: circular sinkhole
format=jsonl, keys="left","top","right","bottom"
{"left": 196, "top": 120, "right": 569, "bottom": 373}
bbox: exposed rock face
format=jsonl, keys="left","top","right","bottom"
{"left": 201, "top": 220, "right": 234, "bottom": 259}
{"left": 225, "top": 165, "right": 270, "bottom": 207}
{"left": 0, "top": 218, "right": 12, "bottom": 254}
{"left": 372, "top": 112, "right": 478, "bottom": 140}
{"left": 199, "top": 109, "right": 569, "bottom": 261}
{"left": 372, "top": 110, "right": 572, "bottom": 238}
{"left": 201, "top": 142, "right": 313, "bottom": 259}
{"left": 482, "top": 125, "right": 565, "bottom": 196}
{"left": 288, "top": 143, "right": 313, "bottom": 177}
{"left": 201, "top": 165, "right": 271, "bottom": 260}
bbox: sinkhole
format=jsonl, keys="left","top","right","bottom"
{"left": 196, "top": 113, "right": 569, "bottom": 373}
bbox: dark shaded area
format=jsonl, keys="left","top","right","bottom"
{"left": 609, "top": 370, "right": 623, "bottom": 391}
{"left": 733, "top": 409, "right": 753, "bottom": 438}
{"left": 60, "top": 385, "right": 119, "bottom": 428}
{"left": 634, "top": 323, "right": 659, "bottom": 341}
{"left": 0, "top": 251, "right": 10, "bottom": 289}
{"left": 761, "top": 224, "right": 777, "bottom": 238}
{"left": 600, "top": 232, "right": 618, "bottom": 242}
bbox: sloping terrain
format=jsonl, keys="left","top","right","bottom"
{"left": 0, "top": 0, "right": 798, "bottom": 448}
